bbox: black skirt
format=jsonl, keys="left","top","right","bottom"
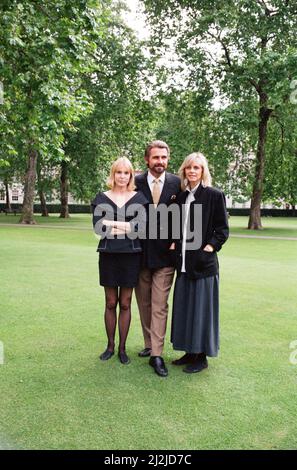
{"left": 171, "top": 273, "right": 219, "bottom": 357}
{"left": 99, "top": 252, "right": 142, "bottom": 288}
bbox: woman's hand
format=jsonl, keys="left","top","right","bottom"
{"left": 169, "top": 243, "right": 175, "bottom": 250}
{"left": 102, "top": 219, "right": 113, "bottom": 227}
{"left": 203, "top": 244, "right": 214, "bottom": 252}
{"left": 102, "top": 219, "right": 131, "bottom": 234}
{"left": 111, "top": 228, "right": 125, "bottom": 235}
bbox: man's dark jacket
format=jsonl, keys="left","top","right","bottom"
{"left": 135, "top": 171, "right": 181, "bottom": 269}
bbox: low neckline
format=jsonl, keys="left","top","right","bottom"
{"left": 103, "top": 192, "right": 138, "bottom": 209}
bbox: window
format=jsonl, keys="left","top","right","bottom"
{"left": 0, "top": 190, "right": 5, "bottom": 201}
{"left": 12, "top": 191, "right": 18, "bottom": 201}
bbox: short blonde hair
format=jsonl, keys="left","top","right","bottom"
{"left": 107, "top": 157, "right": 136, "bottom": 190}
{"left": 178, "top": 152, "right": 212, "bottom": 191}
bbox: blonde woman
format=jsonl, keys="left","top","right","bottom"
{"left": 170, "top": 152, "right": 229, "bottom": 373}
{"left": 91, "top": 157, "right": 147, "bottom": 365}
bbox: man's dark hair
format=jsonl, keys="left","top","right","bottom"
{"left": 144, "top": 140, "right": 170, "bottom": 159}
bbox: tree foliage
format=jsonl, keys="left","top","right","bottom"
{"left": 0, "top": 0, "right": 112, "bottom": 222}
{"left": 0, "top": 0, "right": 161, "bottom": 216}
{"left": 144, "top": 0, "right": 297, "bottom": 227}
{"left": 65, "top": 17, "right": 159, "bottom": 202}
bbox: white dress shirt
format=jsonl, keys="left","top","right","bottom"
{"left": 181, "top": 182, "right": 200, "bottom": 273}
{"left": 147, "top": 171, "right": 165, "bottom": 196}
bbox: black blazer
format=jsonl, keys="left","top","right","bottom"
{"left": 91, "top": 191, "right": 148, "bottom": 253}
{"left": 135, "top": 171, "right": 181, "bottom": 269}
{"left": 174, "top": 185, "right": 229, "bottom": 279}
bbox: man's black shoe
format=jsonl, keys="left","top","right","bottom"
{"left": 138, "top": 347, "right": 152, "bottom": 357}
{"left": 183, "top": 356, "right": 208, "bottom": 374}
{"left": 149, "top": 356, "right": 168, "bottom": 377}
{"left": 172, "top": 353, "right": 195, "bottom": 366}
{"left": 99, "top": 349, "right": 114, "bottom": 361}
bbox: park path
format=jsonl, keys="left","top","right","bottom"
{"left": 1, "top": 223, "right": 297, "bottom": 240}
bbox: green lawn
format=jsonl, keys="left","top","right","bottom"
{"left": 0, "top": 215, "right": 297, "bottom": 449}
{"left": 1, "top": 212, "right": 297, "bottom": 237}
{"left": 0, "top": 212, "right": 91, "bottom": 228}
{"left": 229, "top": 215, "right": 297, "bottom": 238}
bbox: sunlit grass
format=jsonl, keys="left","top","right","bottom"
{"left": 1, "top": 212, "right": 297, "bottom": 238}
{"left": 0, "top": 217, "right": 297, "bottom": 449}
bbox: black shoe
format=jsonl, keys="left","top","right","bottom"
{"left": 149, "top": 356, "right": 168, "bottom": 377}
{"left": 138, "top": 347, "right": 152, "bottom": 357}
{"left": 99, "top": 349, "right": 114, "bottom": 361}
{"left": 118, "top": 351, "right": 130, "bottom": 365}
{"left": 183, "top": 356, "right": 208, "bottom": 374}
{"left": 172, "top": 353, "right": 195, "bottom": 366}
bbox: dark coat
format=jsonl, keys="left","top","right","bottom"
{"left": 91, "top": 191, "right": 148, "bottom": 253}
{"left": 135, "top": 171, "right": 181, "bottom": 269}
{"left": 174, "top": 185, "right": 229, "bottom": 279}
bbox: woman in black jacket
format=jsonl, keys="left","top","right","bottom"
{"left": 92, "top": 157, "right": 147, "bottom": 365}
{"left": 171, "top": 152, "right": 229, "bottom": 373}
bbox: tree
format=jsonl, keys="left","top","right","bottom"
{"left": 1, "top": 0, "right": 159, "bottom": 219}
{"left": 0, "top": 0, "right": 110, "bottom": 223}
{"left": 263, "top": 104, "right": 297, "bottom": 211}
{"left": 64, "top": 17, "right": 159, "bottom": 203}
{"left": 0, "top": 166, "right": 12, "bottom": 211}
{"left": 143, "top": 0, "right": 297, "bottom": 228}
{"left": 152, "top": 88, "right": 258, "bottom": 203}
{"left": 154, "top": 88, "right": 213, "bottom": 170}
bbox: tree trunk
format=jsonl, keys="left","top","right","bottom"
{"left": 39, "top": 189, "right": 49, "bottom": 217}
{"left": 248, "top": 92, "right": 272, "bottom": 230}
{"left": 4, "top": 179, "right": 11, "bottom": 211}
{"left": 36, "top": 160, "right": 49, "bottom": 217}
{"left": 19, "top": 148, "right": 37, "bottom": 224}
{"left": 59, "top": 160, "right": 70, "bottom": 218}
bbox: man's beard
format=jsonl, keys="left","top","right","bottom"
{"left": 153, "top": 165, "right": 165, "bottom": 172}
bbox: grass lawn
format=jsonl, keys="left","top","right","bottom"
{"left": 229, "top": 215, "right": 297, "bottom": 238}
{"left": 0, "top": 214, "right": 297, "bottom": 450}
{"left": 1, "top": 212, "right": 297, "bottom": 237}
{"left": 0, "top": 212, "right": 91, "bottom": 228}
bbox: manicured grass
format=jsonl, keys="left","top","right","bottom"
{"left": 2, "top": 212, "right": 297, "bottom": 237}
{"left": 0, "top": 212, "right": 91, "bottom": 228}
{"left": 0, "top": 217, "right": 297, "bottom": 449}
{"left": 229, "top": 215, "right": 297, "bottom": 238}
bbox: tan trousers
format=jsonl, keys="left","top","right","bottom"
{"left": 135, "top": 267, "right": 175, "bottom": 357}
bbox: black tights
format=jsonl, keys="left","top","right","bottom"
{"left": 103, "top": 286, "right": 132, "bottom": 353}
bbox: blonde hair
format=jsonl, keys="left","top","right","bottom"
{"left": 178, "top": 152, "right": 212, "bottom": 191}
{"left": 107, "top": 157, "right": 135, "bottom": 190}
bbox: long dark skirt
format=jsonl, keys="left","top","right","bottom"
{"left": 171, "top": 273, "right": 219, "bottom": 357}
